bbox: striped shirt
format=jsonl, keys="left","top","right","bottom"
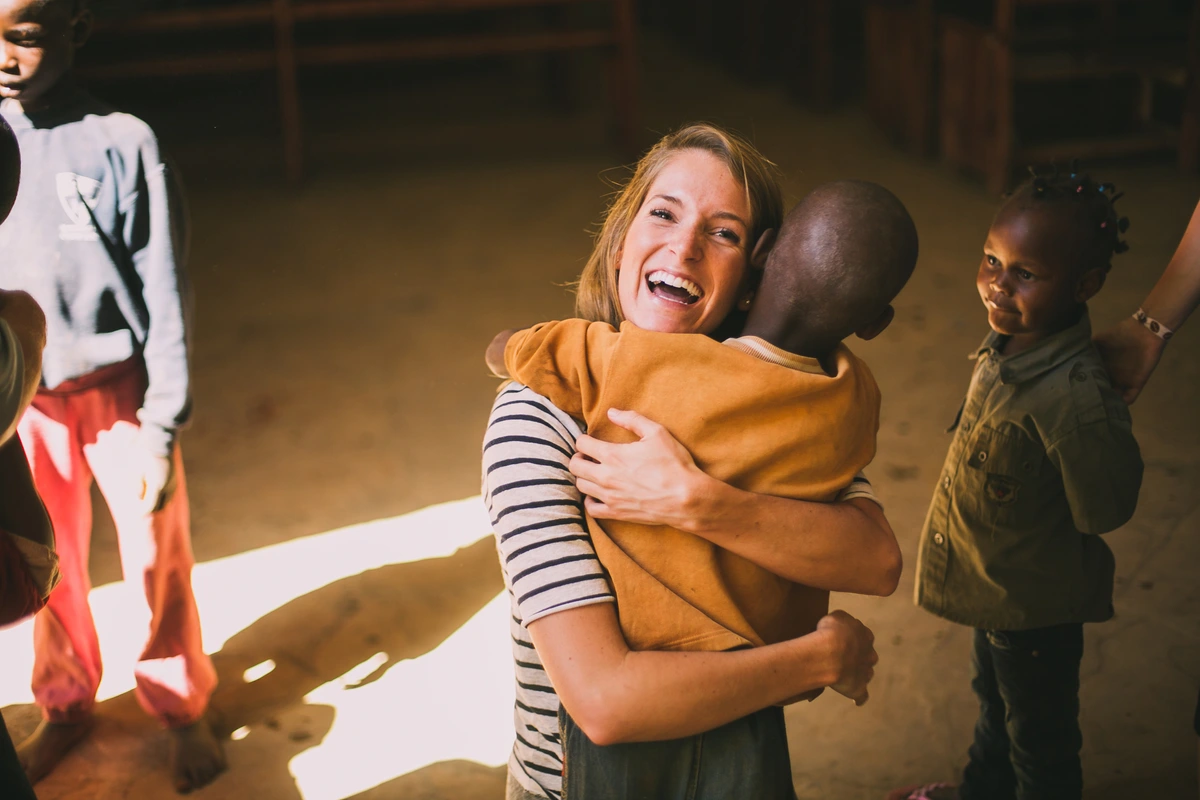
{"left": 482, "top": 378, "right": 880, "bottom": 799}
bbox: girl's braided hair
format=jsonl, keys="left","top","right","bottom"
{"left": 1012, "top": 161, "right": 1130, "bottom": 273}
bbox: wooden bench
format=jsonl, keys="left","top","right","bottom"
{"left": 937, "top": 0, "right": 1198, "bottom": 193}
{"left": 84, "top": 0, "right": 638, "bottom": 182}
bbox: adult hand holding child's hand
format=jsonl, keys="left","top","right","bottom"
{"left": 1093, "top": 315, "right": 1166, "bottom": 404}
{"left": 818, "top": 609, "right": 878, "bottom": 706}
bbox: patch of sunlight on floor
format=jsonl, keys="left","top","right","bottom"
{"left": 0, "top": 496, "right": 498, "bottom": 710}
{"left": 289, "top": 591, "right": 513, "bottom": 800}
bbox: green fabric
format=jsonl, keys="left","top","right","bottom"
{"left": 915, "top": 311, "right": 1143, "bottom": 630}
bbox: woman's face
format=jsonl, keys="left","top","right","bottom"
{"left": 616, "top": 149, "right": 753, "bottom": 335}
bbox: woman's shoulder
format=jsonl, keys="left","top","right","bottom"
{"left": 488, "top": 382, "right": 587, "bottom": 438}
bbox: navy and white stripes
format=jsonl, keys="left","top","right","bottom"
{"left": 483, "top": 383, "right": 614, "bottom": 800}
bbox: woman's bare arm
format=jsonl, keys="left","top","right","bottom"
{"left": 528, "top": 602, "right": 877, "bottom": 746}
{"left": 1095, "top": 199, "right": 1200, "bottom": 403}
{"left": 572, "top": 409, "right": 902, "bottom": 596}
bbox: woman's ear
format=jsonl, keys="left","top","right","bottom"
{"left": 1075, "top": 267, "right": 1106, "bottom": 303}
{"left": 750, "top": 229, "right": 776, "bottom": 270}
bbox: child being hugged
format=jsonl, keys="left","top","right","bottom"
{"left": 892, "top": 168, "right": 1143, "bottom": 800}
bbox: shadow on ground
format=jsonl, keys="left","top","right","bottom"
{"left": 4, "top": 535, "right": 505, "bottom": 799}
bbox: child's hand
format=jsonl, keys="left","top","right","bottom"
{"left": 486, "top": 329, "right": 518, "bottom": 379}
{"left": 817, "top": 609, "right": 878, "bottom": 706}
{"left": 1093, "top": 316, "right": 1166, "bottom": 404}
{"left": 137, "top": 445, "right": 178, "bottom": 515}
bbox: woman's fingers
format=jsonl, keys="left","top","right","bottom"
{"left": 574, "top": 476, "right": 604, "bottom": 499}
{"left": 583, "top": 495, "right": 613, "bottom": 519}
{"left": 570, "top": 451, "right": 607, "bottom": 484}
{"left": 575, "top": 433, "right": 617, "bottom": 462}
{"left": 606, "top": 408, "right": 664, "bottom": 440}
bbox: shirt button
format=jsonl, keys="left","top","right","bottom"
{"left": 1074, "top": 372, "right": 1088, "bottom": 382}
{"left": 934, "top": 533, "right": 945, "bottom": 546}
{"left": 962, "top": 421, "right": 972, "bottom": 432}
{"left": 942, "top": 475, "right": 951, "bottom": 489}
{"left": 978, "top": 451, "right": 988, "bottom": 463}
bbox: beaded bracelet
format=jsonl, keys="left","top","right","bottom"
{"left": 1133, "top": 309, "right": 1174, "bottom": 341}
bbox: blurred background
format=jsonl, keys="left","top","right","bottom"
{"left": 1, "top": 1, "right": 1198, "bottom": 798}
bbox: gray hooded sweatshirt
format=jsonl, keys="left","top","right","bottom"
{"left": 0, "top": 88, "right": 190, "bottom": 456}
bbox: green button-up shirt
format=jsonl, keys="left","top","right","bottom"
{"left": 915, "top": 312, "right": 1143, "bottom": 631}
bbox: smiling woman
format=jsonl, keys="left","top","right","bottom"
{"left": 614, "top": 148, "right": 757, "bottom": 334}
{"left": 484, "top": 122, "right": 900, "bottom": 800}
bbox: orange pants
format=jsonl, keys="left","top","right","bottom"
{"left": 17, "top": 358, "right": 215, "bottom": 728}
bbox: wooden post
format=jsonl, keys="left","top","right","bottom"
{"left": 611, "top": 0, "right": 639, "bottom": 158}
{"left": 273, "top": 0, "right": 303, "bottom": 184}
{"left": 1181, "top": 0, "right": 1200, "bottom": 171}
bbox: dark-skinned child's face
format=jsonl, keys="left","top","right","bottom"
{"left": 976, "top": 199, "right": 1104, "bottom": 354}
{"left": 0, "top": 0, "right": 89, "bottom": 112}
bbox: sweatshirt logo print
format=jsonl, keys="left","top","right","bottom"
{"left": 56, "top": 172, "right": 102, "bottom": 242}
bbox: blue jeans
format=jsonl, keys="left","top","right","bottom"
{"left": 559, "top": 705, "right": 797, "bottom": 800}
{"left": 960, "top": 624, "right": 1084, "bottom": 800}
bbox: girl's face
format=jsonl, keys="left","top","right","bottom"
{"left": 977, "top": 201, "right": 1090, "bottom": 347}
{"left": 616, "top": 149, "right": 753, "bottom": 335}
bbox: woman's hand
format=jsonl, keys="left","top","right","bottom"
{"left": 570, "top": 408, "right": 710, "bottom": 529}
{"left": 1094, "top": 316, "right": 1167, "bottom": 404}
{"left": 817, "top": 610, "right": 878, "bottom": 706}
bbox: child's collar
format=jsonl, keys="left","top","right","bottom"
{"left": 973, "top": 310, "right": 1094, "bottom": 385}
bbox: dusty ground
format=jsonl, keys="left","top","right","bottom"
{"left": 1, "top": 31, "right": 1198, "bottom": 800}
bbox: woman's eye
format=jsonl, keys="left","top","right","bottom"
{"left": 714, "top": 229, "right": 741, "bottom": 244}
{"left": 649, "top": 209, "right": 673, "bottom": 221}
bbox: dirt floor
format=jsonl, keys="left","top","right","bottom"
{"left": 1, "top": 30, "right": 1198, "bottom": 800}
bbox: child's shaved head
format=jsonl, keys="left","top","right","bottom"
{"left": 744, "top": 180, "right": 918, "bottom": 358}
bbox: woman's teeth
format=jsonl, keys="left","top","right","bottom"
{"left": 646, "top": 271, "right": 702, "bottom": 303}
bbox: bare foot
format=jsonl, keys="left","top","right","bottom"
{"left": 169, "top": 717, "right": 227, "bottom": 794}
{"left": 16, "top": 718, "right": 94, "bottom": 785}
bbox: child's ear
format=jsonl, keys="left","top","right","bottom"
{"left": 750, "top": 229, "right": 776, "bottom": 270}
{"left": 71, "top": 8, "right": 94, "bottom": 49}
{"left": 855, "top": 305, "right": 895, "bottom": 341}
{"left": 1075, "top": 267, "right": 1106, "bottom": 303}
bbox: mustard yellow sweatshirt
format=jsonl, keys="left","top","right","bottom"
{"left": 506, "top": 319, "right": 880, "bottom": 652}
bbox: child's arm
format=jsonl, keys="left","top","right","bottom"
{"left": 504, "top": 319, "right": 619, "bottom": 420}
{"left": 0, "top": 435, "right": 52, "bottom": 551}
{"left": 1046, "top": 394, "right": 1143, "bottom": 534}
{"left": 0, "top": 434, "right": 58, "bottom": 626}
{"left": 0, "top": 290, "right": 46, "bottom": 444}
{"left": 123, "top": 141, "right": 191, "bottom": 512}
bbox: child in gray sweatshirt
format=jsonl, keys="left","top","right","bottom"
{"left": 0, "top": 0, "right": 224, "bottom": 792}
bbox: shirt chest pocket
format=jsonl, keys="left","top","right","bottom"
{"left": 963, "top": 426, "right": 1044, "bottom": 517}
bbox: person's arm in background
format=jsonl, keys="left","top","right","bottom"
{"left": 572, "top": 408, "right": 902, "bottom": 597}
{"left": 0, "top": 290, "right": 45, "bottom": 445}
{"left": 484, "top": 384, "right": 879, "bottom": 746}
{"left": 1095, "top": 199, "right": 1200, "bottom": 403}
{"left": 124, "top": 140, "right": 192, "bottom": 514}
{"left": 0, "top": 289, "right": 55, "bottom": 626}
